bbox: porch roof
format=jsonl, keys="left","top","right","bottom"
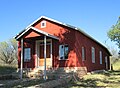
{"left": 15, "top": 26, "right": 59, "bottom": 40}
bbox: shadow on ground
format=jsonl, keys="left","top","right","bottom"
{"left": 63, "top": 70, "right": 120, "bottom": 88}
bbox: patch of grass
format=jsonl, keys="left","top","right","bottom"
{"left": 113, "top": 59, "right": 120, "bottom": 70}
{"left": 68, "top": 59, "right": 120, "bottom": 88}
{"left": 69, "top": 71, "right": 120, "bottom": 88}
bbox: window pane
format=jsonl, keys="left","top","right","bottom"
{"left": 59, "top": 45, "right": 64, "bottom": 60}
{"left": 105, "top": 56, "right": 108, "bottom": 69}
{"left": 64, "top": 45, "right": 68, "bottom": 59}
{"left": 59, "top": 44, "right": 69, "bottom": 60}
{"left": 42, "top": 23, "right": 45, "bottom": 26}
{"left": 41, "top": 21, "right": 46, "bottom": 28}
{"left": 100, "top": 51, "right": 102, "bottom": 64}
{"left": 82, "top": 47, "right": 85, "bottom": 61}
{"left": 46, "top": 45, "right": 50, "bottom": 58}
{"left": 92, "top": 47, "right": 95, "bottom": 63}
{"left": 40, "top": 45, "right": 44, "bottom": 58}
{"left": 40, "top": 45, "right": 50, "bottom": 58}
{"left": 24, "top": 48, "right": 31, "bottom": 61}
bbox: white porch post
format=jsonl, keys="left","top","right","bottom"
{"left": 44, "top": 36, "right": 47, "bottom": 80}
{"left": 20, "top": 38, "right": 23, "bottom": 79}
{"left": 35, "top": 41, "right": 39, "bottom": 68}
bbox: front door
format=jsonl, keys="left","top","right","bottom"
{"left": 36, "top": 40, "right": 52, "bottom": 69}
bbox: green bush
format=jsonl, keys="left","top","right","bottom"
{"left": 0, "top": 65, "right": 17, "bottom": 75}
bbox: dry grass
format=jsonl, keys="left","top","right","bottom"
{"left": 69, "top": 60, "right": 120, "bottom": 88}
{"left": 0, "top": 60, "right": 120, "bottom": 87}
{"left": 69, "top": 71, "right": 120, "bottom": 88}
{"left": 113, "top": 59, "right": 120, "bottom": 70}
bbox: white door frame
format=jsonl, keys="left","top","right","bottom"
{"left": 35, "top": 39, "right": 52, "bottom": 68}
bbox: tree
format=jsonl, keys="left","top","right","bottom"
{"left": 105, "top": 45, "right": 119, "bottom": 70}
{"left": 107, "top": 45, "right": 118, "bottom": 64}
{"left": 0, "top": 39, "right": 17, "bottom": 65}
{"left": 107, "top": 17, "right": 120, "bottom": 48}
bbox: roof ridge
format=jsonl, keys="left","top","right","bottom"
{"left": 15, "top": 26, "right": 59, "bottom": 40}
{"left": 15, "top": 16, "right": 111, "bottom": 55}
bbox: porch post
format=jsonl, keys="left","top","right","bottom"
{"left": 44, "top": 35, "right": 47, "bottom": 80}
{"left": 20, "top": 38, "right": 23, "bottom": 79}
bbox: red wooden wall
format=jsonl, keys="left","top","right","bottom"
{"left": 33, "top": 19, "right": 77, "bottom": 68}
{"left": 18, "top": 18, "right": 110, "bottom": 72}
{"left": 75, "top": 31, "right": 110, "bottom": 71}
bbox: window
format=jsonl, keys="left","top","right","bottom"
{"left": 59, "top": 45, "right": 64, "bottom": 60}
{"left": 105, "top": 56, "right": 108, "bottom": 69}
{"left": 100, "top": 51, "right": 102, "bottom": 64}
{"left": 59, "top": 44, "right": 68, "bottom": 60}
{"left": 41, "top": 21, "right": 46, "bottom": 28}
{"left": 91, "top": 47, "right": 95, "bottom": 63}
{"left": 40, "top": 44, "right": 50, "bottom": 58}
{"left": 82, "top": 47, "right": 85, "bottom": 61}
{"left": 24, "top": 48, "right": 31, "bottom": 62}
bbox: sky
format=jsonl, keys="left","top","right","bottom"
{"left": 0, "top": 0, "right": 120, "bottom": 50}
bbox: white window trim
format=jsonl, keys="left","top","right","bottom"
{"left": 82, "top": 47, "right": 85, "bottom": 61}
{"left": 41, "top": 21, "right": 46, "bottom": 28}
{"left": 100, "top": 51, "right": 102, "bottom": 64}
{"left": 59, "top": 44, "right": 69, "bottom": 60}
{"left": 24, "top": 48, "right": 31, "bottom": 62}
{"left": 91, "top": 47, "right": 95, "bottom": 63}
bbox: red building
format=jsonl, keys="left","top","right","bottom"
{"left": 15, "top": 16, "right": 111, "bottom": 73}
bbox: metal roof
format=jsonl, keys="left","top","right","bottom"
{"left": 15, "top": 16, "right": 111, "bottom": 55}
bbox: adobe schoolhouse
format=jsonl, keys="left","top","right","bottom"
{"left": 15, "top": 16, "right": 111, "bottom": 75}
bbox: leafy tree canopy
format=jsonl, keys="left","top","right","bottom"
{"left": 107, "top": 17, "right": 120, "bottom": 48}
{"left": 0, "top": 38, "right": 17, "bottom": 65}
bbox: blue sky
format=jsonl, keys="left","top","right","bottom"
{"left": 0, "top": 0, "right": 120, "bottom": 50}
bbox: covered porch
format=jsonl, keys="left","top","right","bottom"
{"left": 15, "top": 27, "right": 59, "bottom": 79}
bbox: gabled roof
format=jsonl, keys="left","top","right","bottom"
{"left": 26, "top": 16, "right": 104, "bottom": 48}
{"left": 15, "top": 16, "right": 111, "bottom": 55}
{"left": 15, "top": 26, "right": 59, "bottom": 40}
